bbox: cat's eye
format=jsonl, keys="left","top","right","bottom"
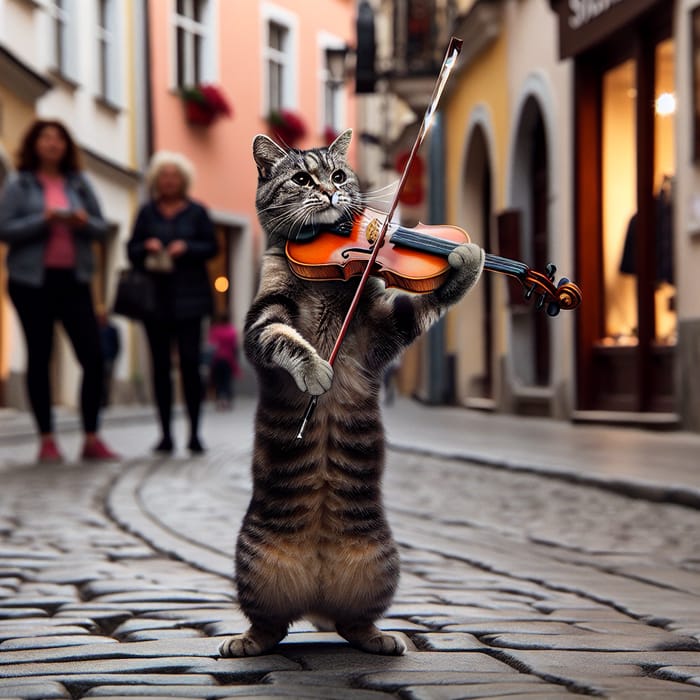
{"left": 292, "top": 172, "right": 312, "bottom": 186}
{"left": 331, "top": 170, "right": 347, "bottom": 184}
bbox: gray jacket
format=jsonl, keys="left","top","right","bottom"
{"left": 0, "top": 170, "right": 110, "bottom": 287}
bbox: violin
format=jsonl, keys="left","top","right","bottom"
{"left": 286, "top": 208, "right": 582, "bottom": 317}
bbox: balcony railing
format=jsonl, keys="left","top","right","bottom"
{"left": 392, "top": 0, "right": 457, "bottom": 77}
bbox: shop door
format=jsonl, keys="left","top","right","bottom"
{"left": 576, "top": 33, "right": 676, "bottom": 413}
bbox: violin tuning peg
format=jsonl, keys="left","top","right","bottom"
{"left": 545, "top": 263, "right": 557, "bottom": 281}
{"left": 536, "top": 293, "right": 547, "bottom": 311}
{"left": 524, "top": 283, "right": 536, "bottom": 301}
{"left": 547, "top": 302, "right": 561, "bottom": 317}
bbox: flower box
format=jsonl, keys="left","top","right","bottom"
{"left": 180, "top": 84, "right": 232, "bottom": 126}
{"left": 267, "top": 109, "right": 307, "bottom": 147}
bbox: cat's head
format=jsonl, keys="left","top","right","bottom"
{"left": 252, "top": 129, "right": 361, "bottom": 246}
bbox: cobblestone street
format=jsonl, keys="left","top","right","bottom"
{"left": 1, "top": 398, "right": 700, "bottom": 699}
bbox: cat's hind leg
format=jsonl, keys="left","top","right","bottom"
{"left": 336, "top": 619, "right": 406, "bottom": 656}
{"left": 217, "top": 617, "right": 288, "bottom": 657}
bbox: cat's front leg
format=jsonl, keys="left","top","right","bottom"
{"left": 258, "top": 322, "right": 333, "bottom": 395}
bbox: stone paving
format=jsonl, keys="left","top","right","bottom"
{"left": 1, "top": 400, "right": 700, "bottom": 698}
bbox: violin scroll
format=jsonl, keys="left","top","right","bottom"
{"left": 517, "top": 262, "right": 582, "bottom": 317}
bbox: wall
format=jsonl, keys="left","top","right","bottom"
{"left": 443, "top": 15, "right": 509, "bottom": 406}
{"left": 676, "top": 0, "right": 700, "bottom": 429}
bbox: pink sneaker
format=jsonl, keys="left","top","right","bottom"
{"left": 38, "top": 438, "right": 64, "bottom": 464}
{"left": 81, "top": 437, "right": 121, "bottom": 461}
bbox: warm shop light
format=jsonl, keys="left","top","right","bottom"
{"left": 214, "top": 276, "right": 229, "bottom": 293}
{"left": 655, "top": 92, "right": 676, "bottom": 116}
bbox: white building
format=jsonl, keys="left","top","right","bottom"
{"left": 0, "top": 0, "right": 148, "bottom": 409}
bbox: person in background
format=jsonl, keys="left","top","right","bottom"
{"left": 0, "top": 119, "right": 120, "bottom": 462}
{"left": 97, "top": 306, "right": 121, "bottom": 407}
{"left": 208, "top": 311, "right": 241, "bottom": 410}
{"left": 127, "top": 151, "right": 218, "bottom": 455}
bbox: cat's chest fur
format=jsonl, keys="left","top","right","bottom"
{"left": 295, "top": 280, "right": 356, "bottom": 358}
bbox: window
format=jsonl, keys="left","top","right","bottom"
{"left": 319, "top": 36, "right": 346, "bottom": 136}
{"left": 267, "top": 21, "right": 289, "bottom": 113}
{"left": 97, "top": 0, "right": 119, "bottom": 104}
{"left": 174, "top": 0, "right": 211, "bottom": 87}
{"left": 47, "top": 0, "right": 69, "bottom": 78}
{"left": 262, "top": 5, "right": 297, "bottom": 115}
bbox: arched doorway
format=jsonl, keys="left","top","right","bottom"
{"left": 509, "top": 96, "right": 551, "bottom": 392}
{"left": 454, "top": 121, "right": 493, "bottom": 405}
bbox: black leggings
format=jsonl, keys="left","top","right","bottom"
{"left": 8, "top": 270, "right": 104, "bottom": 435}
{"left": 143, "top": 317, "right": 203, "bottom": 441}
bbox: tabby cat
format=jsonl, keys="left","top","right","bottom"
{"left": 217, "top": 130, "right": 484, "bottom": 658}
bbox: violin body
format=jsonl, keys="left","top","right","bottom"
{"left": 287, "top": 209, "right": 468, "bottom": 294}
{"left": 286, "top": 208, "right": 582, "bottom": 316}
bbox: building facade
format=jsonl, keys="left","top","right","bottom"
{"left": 377, "top": 0, "right": 700, "bottom": 432}
{"left": 0, "top": 0, "right": 147, "bottom": 409}
{"left": 146, "top": 0, "right": 357, "bottom": 355}
{"left": 0, "top": 0, "right": 357, "bottom": 409}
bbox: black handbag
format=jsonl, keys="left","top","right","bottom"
{"left": 112, "top": 268, "right": 157, "bottom": 320}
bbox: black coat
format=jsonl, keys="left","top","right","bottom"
{"left": 127, "top": 200, "right": 218, "bottom": 320}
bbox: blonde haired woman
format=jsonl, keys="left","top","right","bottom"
{"left": 127, "top": 151, "right": 218, "bottom": 454}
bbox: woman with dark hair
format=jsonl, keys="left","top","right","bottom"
{"left": 127, "top": 151, "right": 218, "bottom": 455}
{"left": 0, "top": 119, "right": 119, "bottom": 463}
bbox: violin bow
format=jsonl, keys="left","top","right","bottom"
{"left": 296, "top": 36, "right": 464, "bottom": 440}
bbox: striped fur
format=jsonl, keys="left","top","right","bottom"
{"left": 218, "top": 132, "right": 484, "bottom": 658}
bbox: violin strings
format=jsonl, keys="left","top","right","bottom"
{"left": 388, "top": 227, "right": 530, "bottom": 279}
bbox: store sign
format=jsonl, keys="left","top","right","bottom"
{"left": 550, "top": 0, "right": 663, "bottom": 58}
{"left": 568, "top": 0, "right": 624, "bottom": 30}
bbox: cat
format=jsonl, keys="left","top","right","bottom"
{"left": 217, "top": 130, "right": 484, "bottom": 658}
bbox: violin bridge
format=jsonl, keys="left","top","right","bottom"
{"left": 366, "top": 218, "right": 381, "bottom": 245}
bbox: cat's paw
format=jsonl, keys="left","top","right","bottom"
{"left": 360, "top": 632, "right": 407, "bottom": 656}
{"left": 445, "top": 242, "right": 484, "bottom": 294}
{"left": 448, "top": 242, "right": 483, "bottom": 272}
{"left": 289, "top": 354, "right": 333, "bottom": 395}
{"left": 218, "top": 634, "right": 263, "bottom": 657}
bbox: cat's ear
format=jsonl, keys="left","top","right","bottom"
{"left": 253, "top": 134, "right": 287, "bottom": 178}
{"left": 328, "top": 129, "right": 352, "bottom": 159}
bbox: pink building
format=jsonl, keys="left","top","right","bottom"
{"left": 147, "top": 0, "right": 357, "bottom": 331}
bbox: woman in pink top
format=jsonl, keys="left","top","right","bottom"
{"left": 0, "top": 120, "right": 119, "bottom": 463}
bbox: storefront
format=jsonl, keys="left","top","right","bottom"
{"left": 550, "top": 0, "right": 677, "bottom": 417}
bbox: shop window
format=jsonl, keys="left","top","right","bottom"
{"left": 601, "top": 58, "right": 638, "bottom": 347}
{"left": 599, "top": 42, "right": 676, "bottom": 352}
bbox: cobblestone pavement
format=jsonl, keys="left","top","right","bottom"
{"left": 1, "top": 404, "right": 700, "bottom": 699}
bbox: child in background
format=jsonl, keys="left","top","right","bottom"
{"left": 208, "top": 312, "right": 241, "bottom": 410}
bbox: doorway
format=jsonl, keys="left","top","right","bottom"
{"left": 510, "top": 97, "right": 551, "bottom": 391}
{"left": 457, "top": 122, "right": 493, "bottom": 404}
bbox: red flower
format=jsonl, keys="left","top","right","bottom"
{"left": 180, "top": 84, "right": 233, "bottom": 126}
{"left": 267, "top": 110, "right": 307, "bottom": 147}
